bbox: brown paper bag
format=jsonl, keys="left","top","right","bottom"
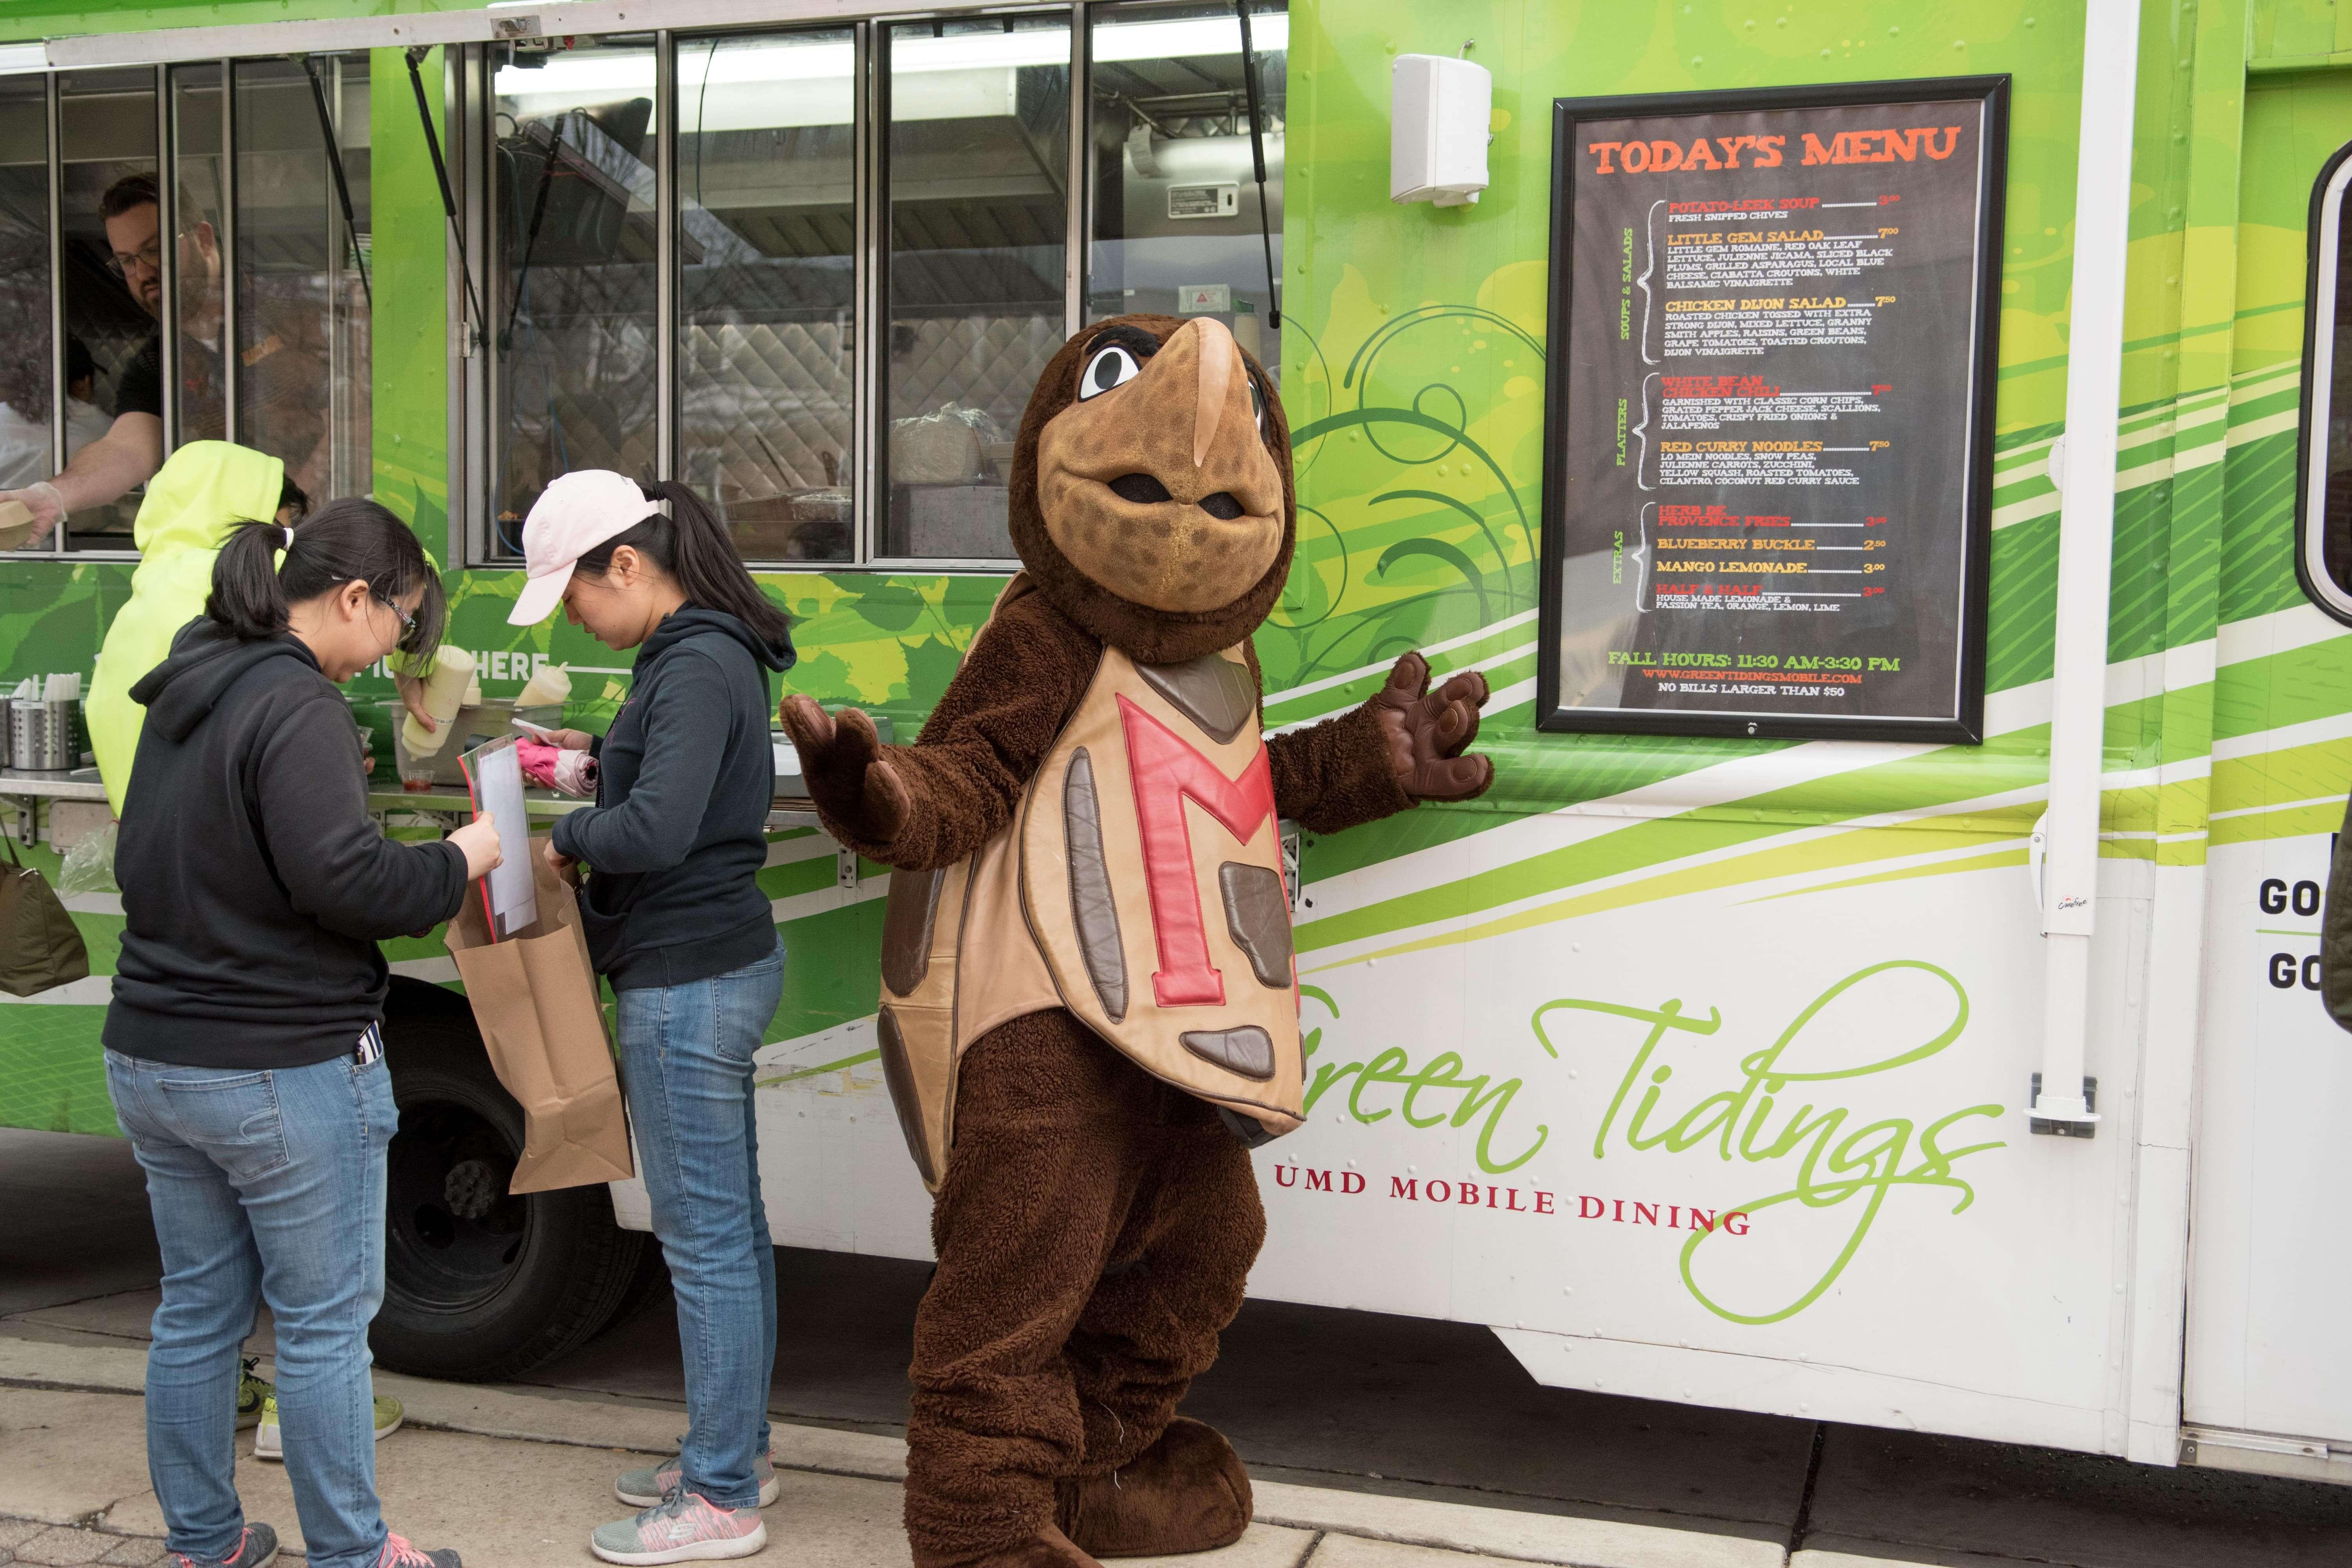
{"left": 444, "top": 837, "right": 635, "bottom": 1194}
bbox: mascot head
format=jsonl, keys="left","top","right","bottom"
{"left": 1007, "top": 313, "right": 1294, "bottom": 665}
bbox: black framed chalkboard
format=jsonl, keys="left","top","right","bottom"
{"left": 1537, "top": 77, "right": 2008, "bottom": 743}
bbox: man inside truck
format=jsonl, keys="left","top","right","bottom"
{"left": 0, "top": 172, "right": 333, "bottom": 546}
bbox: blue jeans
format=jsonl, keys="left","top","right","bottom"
{"left": 616, "top": 941, "right": 784, "bottom": 1511}
{"left": 105, "top": 1047, "right": 394, "bottom": 1568}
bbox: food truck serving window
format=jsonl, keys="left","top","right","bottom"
{"left": 2298, "top": 142, "right": 2352, "bottom": 625}
{"left": 460, "top": 1, "right": 1283, "bottom": 572}
{"left": 0, "top": 56, "right": 370, "bottom": 559}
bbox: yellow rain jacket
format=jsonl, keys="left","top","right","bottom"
{"left": 87, "top": 442, "right": 287, "bottom": 815}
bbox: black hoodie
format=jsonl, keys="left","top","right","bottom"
{"left": 105, "top": 621, "right": 468, "bottom": 1069}
{"left": 552, "top": 607, "right": 794, "bottom": 990}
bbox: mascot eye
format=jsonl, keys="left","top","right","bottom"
{"left": 1078, "top": 344, "right": 1143, "bottom": 400}
{"left": 1250, "top": 378, "right": 1264, "bottom": 432}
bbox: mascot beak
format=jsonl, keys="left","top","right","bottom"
{"left": 1190, "top": 316, "right": 1241, "bottom": 468}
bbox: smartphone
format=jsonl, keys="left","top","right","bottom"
{"left": 510, "top": 717, "right": 559, "bottom": 740}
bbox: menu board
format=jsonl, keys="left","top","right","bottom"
{"left": 1537, "top": 80, "right": 2007, "bottom": 742}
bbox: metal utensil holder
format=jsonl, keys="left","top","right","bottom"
{"left": 11, "top": 698, "right": 82, "bottom": 772}
{"left": 0, "top": 696, "right": 13, "bottom": 769}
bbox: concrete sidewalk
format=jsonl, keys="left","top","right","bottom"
{"left": 0, "top": 1336, "right": 1899, "bottom": 1568}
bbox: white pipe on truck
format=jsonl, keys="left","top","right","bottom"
{"left": 2033, "top": 0, "right": 2141, "bottom": 1133}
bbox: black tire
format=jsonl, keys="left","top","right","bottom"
{"left": 371, "top": 999, "right": 646, "bottom": 1382}
{"left": 604, "top": 1240, "right": 674, "bottom": 1335}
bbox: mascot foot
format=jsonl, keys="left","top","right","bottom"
{"left": 1057, "top": 1418, "right": 1252, "bottom": 1558}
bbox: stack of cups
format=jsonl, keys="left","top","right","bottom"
{"left": 397, "top": 648, "right": 475, "bottom": 790}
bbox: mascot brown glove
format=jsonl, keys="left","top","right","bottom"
{"left": 1368, "top": 652, "right": 1493, "bottom": 800}
{"left": 778, "top": 694, "right": 913, "bottom": 846}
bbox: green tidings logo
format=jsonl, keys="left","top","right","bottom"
{"left": 1540, "top": 959, "right": 2004, "bottom": 1324}
{"left": 1296, "top": 962, "right": 2005, "bottom": 1324}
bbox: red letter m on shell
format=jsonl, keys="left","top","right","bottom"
{"left": 1117, "top": 693, "right": 1276, "bottom": 1007}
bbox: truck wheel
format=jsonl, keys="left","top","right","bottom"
{"left": 371, "top": 1003, "right": 646, "bottom": 1382}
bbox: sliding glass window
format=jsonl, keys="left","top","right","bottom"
{"left": 169, "top": 62, "right": 228, "bottom": 449}
{"left": 677, "top": 28, "right": 857, "bottom": 563}
{"left": 235, "top": 55, "right": 372, "bottom": 504}
{"left": 56, "top": 67, "right": 158, "bottom": 550}
{"left": 0, "top": 75, "right": 54, "bottom": 554}
{"left": 1085, "top": 1, "right": 1285, "bottom": 377}
{"left": 488, "top": 35, "right": 659, "bottom": 557}
{"left": 458, "top": 13, "right": 1287, "bottom": 570}
{"left": 879, "top": 14, "right": 1070, "bottom": 562}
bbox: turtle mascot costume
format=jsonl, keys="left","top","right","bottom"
{"left": 780, "top": 314, "right": 1494, "bottom": 1568}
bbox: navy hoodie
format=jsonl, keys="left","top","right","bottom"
{"left": 107, "top": 621, "right": 468, "bottom": 1069}
{"left": 552, "top": 607, "right": 794, "bottom": 990}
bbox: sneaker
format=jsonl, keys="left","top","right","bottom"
{"left": 235, "top": 1359, "right": 271, "bottom": 1430}
{"left": 252, "top": 1391, "right": 405, "bottom": 1460}
{"left": 172, "top": 1521, "right": 279, "bottom": 1568}
{"left": 615, "top": 1449, "right": 779, "bottom": 1508}
{"left": 375, "top": 1532, "right": 461, "bottom": 1568}
{"left": 590, "top": 1489, "right": 767, "bottom": 1564}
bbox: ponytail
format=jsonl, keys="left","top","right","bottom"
{"left": 204, "top": 497, "right": 446, "bottom": 661}
{"left": 205, "top": 519, "right": 298, "bottom": 641}
{"left": 573, "top": 478, "right": 795, "bottom": 655}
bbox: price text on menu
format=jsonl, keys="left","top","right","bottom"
{"left": 1537, "top": 80, "right": 2007, "bottom": 741}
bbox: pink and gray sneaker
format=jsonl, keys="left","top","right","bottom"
{"left": 590, "top": 1488, "right": 767, "bottom": 1564}
{"left": 172, "top": 1523, "right": 277, "bottom": 1568}
{"left": 615, "top": 1448, "right": 778, "bottom": 1509}
{"left": 376, "top": 1532, "right": 462, "bottom": 1568}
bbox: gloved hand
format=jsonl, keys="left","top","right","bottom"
{"left": 777, "top": 695, "right": 911, "bottom": 845}
{"left": 1366, "top": 652, "right": 1494, "bottom": 801}
{"left": 0, "top": 481, "right": 66, "bottom": 548}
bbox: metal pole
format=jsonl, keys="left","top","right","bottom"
{"left": 655, "top": 32, "right": 676, "bottom": 486}
{"left": 1064, "top": 3, "right": 1087, "bottom": 336}
{"left": 45, "top": 71, "right": 65, "bottom": 546}
{"left": 466, "top": 46, "right": 494, "bottom": 562}
{"left": 298, "top": 53, "right": 371, "bottom": 309}
{"left": 326, "top": 54, "right": 345, "bottom": 497}
{"left": 220, "top": 58, "right": 238, "bottom": 445}
{"left": 1235, "top": 1, "right": 1279, "bottom": 328}
{"left": 856, "top": 20, "right": 879, "bottom": 564}
{"left": 157, "top": 64, "right": 177, "bottom": 460}
{"left": 2031, "top": 0, "right": 2141, "bottom": 1136}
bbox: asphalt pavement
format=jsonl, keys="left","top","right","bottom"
{"left": 4, "top": 1126, "right": 2348, "bottom": 1568}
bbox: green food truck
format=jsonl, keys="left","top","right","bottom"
{"left": 5, "top": 0, "right": 2352, "bottom": 1488}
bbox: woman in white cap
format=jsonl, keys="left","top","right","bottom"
{"left": 506, "top": 471, "right": 795, "bottom": 1566}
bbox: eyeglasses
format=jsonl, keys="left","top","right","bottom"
{"left": 372, "top": 590, "right": 417, "bottom": 638}
{"left": 105, "top": 238, "right": 164, "bottom": 281}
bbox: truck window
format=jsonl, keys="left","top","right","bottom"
{"left": 169, "top": 63, "right": 227, "bottom": 452}
{"left": 488, "top": 35, "right": 660, "bottom": 558}
{"left": 2, "top": 58, "right": 372, "bottom": 557}
{"left": 678, "top": 28, "right": 857, "bottom": 564}
{"left": 877, "top": 14, "right": 1072, "bottom": 563}
{"left": 2302, "top": 142, "right": 2352, "bottom": 623}
{"left": 1084, "top": 2, "right": 1286, "bottom": 381}
{"left": 233, "top": 56, "right": 372, "bottom": 506}
{"left": 58, "top": 68, "right": 158, "bottom": 552}
{"left": 0, "top": 73, "right": 55, "bottom": 550}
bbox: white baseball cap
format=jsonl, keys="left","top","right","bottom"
{"left": 507, "top": 470, "right": 664, "bottom": 626}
